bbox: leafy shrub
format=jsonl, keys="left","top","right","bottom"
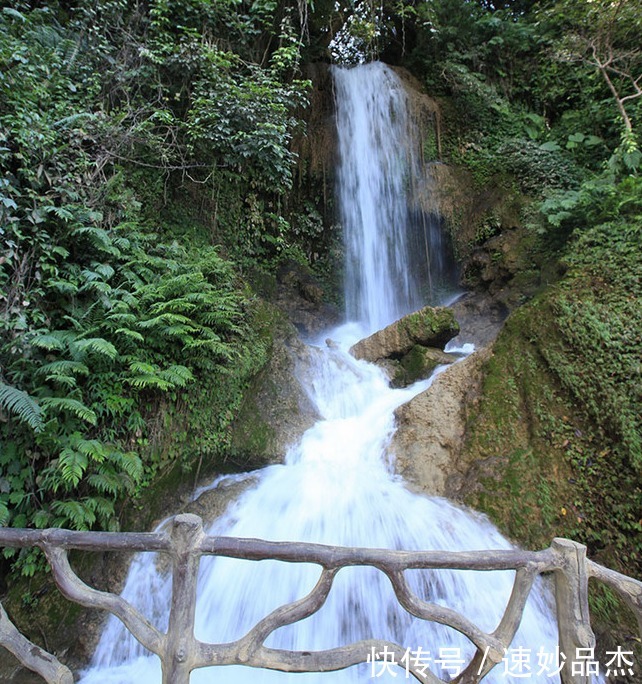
{"left": 0, "top": 1, "right": 297, "bottom": 572}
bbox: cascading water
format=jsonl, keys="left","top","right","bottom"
{"left": 334, "top": 62, "right": 457, "bottom": 334}
{"left": 81, "top": 62, "right": 563, "bottom": 683}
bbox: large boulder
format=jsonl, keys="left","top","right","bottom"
{"left": 392, "top": 348, "right": 490, "bottom": 497}
{"left": 349, "top": 306, "right": 460, "bottom": 363}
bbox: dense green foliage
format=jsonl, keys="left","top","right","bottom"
{"left": 392, "top": 0, "right": 642, "bottom": 586}
{"left": 0, "top": 0, "right": 313, "bottom": 572}
{"left": 0, "top": 0, "right": 640, "bottom": 600}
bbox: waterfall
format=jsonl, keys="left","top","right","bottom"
{"left": 334, "top": 61, "right": 457, "bottom": 334}
{"left": 80, "top": 63, "right": 564, "bottom": 684}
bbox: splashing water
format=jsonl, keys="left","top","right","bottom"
{"left": 81, "top": 63, "right": 564, "bottom": 683}
{"left": 334, "top": 62, "right": 458, "bottom": 335}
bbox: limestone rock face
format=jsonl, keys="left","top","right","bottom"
{"left": 391, "top": 348, "right": 489, "bottom": 497}
{"left": 349, "top": 306, "right": 460, "bottom": 363}
{"left": 230, "top": 330, "right": 319, "bottom": 465}
{"left": 275, "top": 260, "right": 340, "bottom": 336}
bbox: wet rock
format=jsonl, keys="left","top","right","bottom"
{"left": 275, "top": 260, "right": 340, "bottom": 336}
{"left": 389, "top": 345, "right": 458, "bottom": 388}
{"left": 391, "top": 349, "right": 490, "bottom": 497}
{"left": 230, "top": 327, "right": 320, "bottom": 465}
{"left": 449, "top": 291, "right": 507, "bottom": 349}
{"left": 349, "top": 306, "right": 459, "bottom": 363}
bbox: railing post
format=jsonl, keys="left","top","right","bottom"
{"left": 551, "top": 538, "right": 595, "bottom": 684}
{"left": 162, "top": 514, "right": 204, "bottom": 684}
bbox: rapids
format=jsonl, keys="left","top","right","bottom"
{"left": 80, "top": 62, "right": 566, "bottom": 683}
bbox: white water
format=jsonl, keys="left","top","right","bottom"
{"left": 335, "top": 62, "right": 423, "bottom": 334}
{"left": 81, "top": 62, "right": 563, "bottom": 683}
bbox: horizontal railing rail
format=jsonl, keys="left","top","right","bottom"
{"left": 0, "top": 514, "right": 640, "bottom": 684}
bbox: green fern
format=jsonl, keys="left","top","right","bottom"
{"left": 36, "top": 360, "right": 90, "bottom": 378}
{"left": 48, "top": 279, "right": 79, "bottom": 295}
{"left": 149, "top": 297, "right": 198, "bottom": 314}
{"left": 114, "top": 328, "right": 145, "bottom": 342}
{"left": 72, "top": 337, "right": 118, "bottom": 360}
{"left": 161, "top": 364, "right": 194, "bottom": 387}
{"left": 2, "top": 7, "right": 26, "bottom": 21}
{"left": 156, "top": 324, "right": 196, "bottom": 338}
{"left": 137, "top": 312, "right": 193, "bottom": 329}
{"left": 71, "top": 225, "right": 119, "bottom": 256}
{"left": 50, "top": 500, "right": 95, "bottom": 530}
{"left": 31, "top": 509, "right": 51, "bottom": 529}
{"left": 87, "top": 471, "right": 123, "bottom": 496}
{"left": 126, "top": 362, "right": 193, "bottom": 390}
{"left": 0, "top": 502, "right": 10, "bottom": 527}
{"left": 112, "top": 450, "right": 143, "bottom": 483}
{"left": 40, "top": 397, "right": 97, "bottom": 425}
{"left": 0, "top": 383, "right": 44, "bottom": 432}
{"left": 58, "top": 447, "right": 88, "bottom": 487}
{"left": 83, "top": 495, "right": 115, "bottom": 522}
{"left": 30, "top": 331, "right": 70, "bottom": 352}
{"left": 44, "top": 374, "right": 77, "bottom": 389}
{"left": 75, "top": 438, "right": 107, "bottom": 463}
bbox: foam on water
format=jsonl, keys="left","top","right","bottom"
{"left": 81, "top": 62, "right": 567, "bottom": 683}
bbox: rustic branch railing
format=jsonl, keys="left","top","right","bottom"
{"left": 0, "top": 514, "right": 640, "bottom": 684}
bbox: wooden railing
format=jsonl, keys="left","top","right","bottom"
{"left": 0, "top": 514, "right": 641, "bottom": 684}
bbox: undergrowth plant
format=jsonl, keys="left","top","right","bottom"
{"left": 0, "top": 1, "right": 302, "bottom": 574}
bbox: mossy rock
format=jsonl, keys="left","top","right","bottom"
{"left": 459, "top": 245, "right": 642, "bottom": 641}
{"left": 350, "top": 306, "right": 460, "bottom": 363}
{"left": 391, "top": 345, "right": 458, "bottom": 388}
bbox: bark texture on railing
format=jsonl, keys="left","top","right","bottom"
{"left": 0, "top": 514, "right": 640, "bottom": 684}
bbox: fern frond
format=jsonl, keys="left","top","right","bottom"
{"left": 160, "top": 365, "right": 194, "bottom": 387}
{"left": 112, "top": 450, "right": 143, "bottom": 482}
{"left": 106, "top": 312, "right": 137, "bottom": 325}
{"left": 114, "top": 328, "right": 145, "bottom": 342}
{"left": 83, "top": 495, "right": 115, "bottom": 520}
{"left": 58, "top": 447, "right": 88, "bottom": 487}
{"left": 127, "top": 374, "right": 172, "bottom": 390}
{"left": 53, "top": 112, "right": 98, "bottom": 129}
{"left": 127, "top": 361, "right": 156, "bottom": 375}
{"left": 40, "top": 397, "right": 97, "bottom": 425}
{"left": 94, "top": 263, "right": 115, "bottom": 280}
{"left": 30, "top": 331, "right": 71, "bottom": 351}
{"left": 86, "top": 472, "right": 121, "bottom": 496}
{"left": 44, "top": 374, "right": 77, "bottom": 389}
{"left": 72, "top": 337, "right": 118, "bottom": 360}
{"left": 48, "top": 279, "right": 79, "bottom": 295}
{"left": 36, "top": 360, "right": 90, "bottom": 377}
{"left": 149, "top": 298, "right": 197, "bottom": 315}
{"left": 185, "top": 338, "right": 234, "bottom": 360}
{"left": 32, "top": 509, "right": 50, "bottom": 529}
{"left": 71, "top": 225, "right": 119, "bottom": 256}
{"left": 200, "top": 310, "right": 242, "bottom": 330}
{"left": 0, "top": 383, "right": 44, "bottom": 432}
{"left": 112, "top": 235, "right": 131, "bottom": 251}
{"left": 44, "top": 205, "right": 76, "bottom": 222}
{"left": 2, "top": 7, "right": 26, "bottom": 21}
{"left": 126, "top": 362, "right": 193, "bottom": 390}
{"left": 50, "top": 500, "right": 95, "bottom": 530}
{"left": 137, "top": 313, "right": 193, "bottom": 329}
{"left": 158, "top": 324, "right": 196, "bottom": 338}
{"left": 76, "top": 439, "right": 106, "bottom": 463}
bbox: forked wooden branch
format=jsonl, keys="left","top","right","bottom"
{"left": 1, "top": 515, "right": 641, "bottom": 684}
{"left": 42, "top": 544, "right": 164, "bottom": 656}
{"left": 234, "top": 566, "right": 338, "bottom": 658}
{"left": 587, "top": 559, "right": 642, "bottom": 634}
{"left": 0, "top": 603, "right": 73, "bottom": 684}
{"left": 388, "top": 569, "right": 502, "bottom": 654}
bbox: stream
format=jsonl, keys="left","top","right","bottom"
{"left": 80, "top": 61, "right": 564, "bottom": 683}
